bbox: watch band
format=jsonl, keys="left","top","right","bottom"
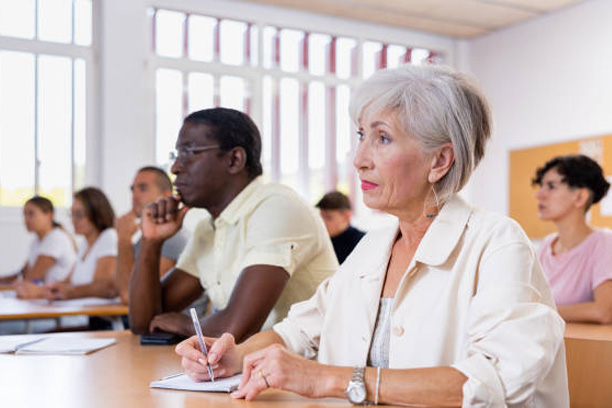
{"left": 352, "top": 366, "right": 366, "bottom": 384}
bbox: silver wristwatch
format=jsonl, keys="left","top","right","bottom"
{"left": 345, "top": 366, "right": 368, "bottom": 405}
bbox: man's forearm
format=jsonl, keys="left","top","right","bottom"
{"left": 70, "top": 279, "right": 118, "bottom": 299}
{"left": 129, "top": 238, "right": 164, "bottom": 334}
{"left": 116, "top": 239, "right": 135, "bottom": 304}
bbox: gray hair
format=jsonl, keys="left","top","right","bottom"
{"left": 349, "top": 64, "right": 491, "bottom": 203}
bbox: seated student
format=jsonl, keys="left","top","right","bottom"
{"left": 45, "top": 187, "right": 118, "bottom": 302}
{"left": 115, "top": 166, "right": 189, "bottom": 304}
{"left": 129, "top": 107, "right": 338, "bottom": 342}
{"left": 533, "top": 154, "right": 612, "bottom": 323}
{"left": 315, "top": 191, "right": 365, "bottom": 264}
{"left": 3, "top": 196, "right": 76, "bottom": 299}
{"left": 176, "top": 65, "right": 568, "bottom": 406}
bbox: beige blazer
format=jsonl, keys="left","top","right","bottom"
{"left": 274, "top": 195, "right": 569, "bottom": 407}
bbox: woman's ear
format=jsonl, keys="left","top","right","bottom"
{"left": 227, "top": 147, "right": 247, "bottom": 175}
{"left": 428, "top": 143, "right": 455, "bottom": 184}
{"left": 573, "top": 188, "right": 592, "bottom": 210}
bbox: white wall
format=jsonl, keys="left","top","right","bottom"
{"left": 466, "top": 0, "right": 612, "bottom": 214}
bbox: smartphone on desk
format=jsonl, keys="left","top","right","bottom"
{"left": 140, "top": 330, "right": 184, "bottom": 346}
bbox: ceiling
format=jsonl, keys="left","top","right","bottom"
{"left": 236, "top": 0, "right": 586, "bottom": 38}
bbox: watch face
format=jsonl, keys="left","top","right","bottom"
{"left": 347, "top": 383, "right": 367, "bottom": 403}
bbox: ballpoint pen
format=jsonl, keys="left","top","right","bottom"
{"left": 190, "top": 307, "right": 215, "bottom": 382}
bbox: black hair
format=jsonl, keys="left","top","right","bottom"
{"left": 184, "top": 108, "right": 263, "bottom": 178}
{"left": 73, "top": 187, "right": 116, "bottom": 232}
{"left": 532, "top": 154, "right": 610, "bottom": 210}
{"left": 316, "top": 191, "right": 352, "bottom": 211}
{"left": 25, "top": 196, "right": 62, "bottom": 229}
{"left": 137, "top": 166, "right": 173, "bottom": 193}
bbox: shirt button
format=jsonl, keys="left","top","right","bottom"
{"left": 392, "top": 326, "right": 404, "bottom": 337}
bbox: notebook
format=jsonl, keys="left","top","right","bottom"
{"left": 150, "top": 373, "right": 242, "bottom": 393}
{"left": 0, "top": 336, "right": 47, "bottom": 353}
{"left": 15, "top": 337, "right": 116, "bottom": 355}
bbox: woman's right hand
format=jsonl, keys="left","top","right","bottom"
{"left": 175, "top": 333, "right": 242, "bottom": 382}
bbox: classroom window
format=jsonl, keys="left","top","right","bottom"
{"left": 0, "top": 0, "right": 94, "bottom": 207}
{"left": 150, "top": 8, "right": 442, "bottom": 205}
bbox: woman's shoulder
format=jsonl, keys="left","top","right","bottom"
{"left": 45, "top": 227, "right": 72, "bottom": 243}
{"left": 468, "top": 206, "right": 530, "bottom": 243}
{"left": 40, "top": 227, "right": 74, "bottom": 250}
{"left": 95, "top": 228, "right": 118, "bottom": 248}
{"left": 590, "top": 228, "right": 612, "bottom": 247}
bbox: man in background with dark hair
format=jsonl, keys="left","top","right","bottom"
{"left": 316, "top": 191, "right": 365, "bottom": 264}
{"left": 115, "top": 167, "right": 189, "bottom": 304}
{"left": 129, "top": 108, "right": 337, "bottom": 342}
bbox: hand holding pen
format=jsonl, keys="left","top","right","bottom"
{"left": 190, "top": 308, "right": 215, "bottom": 382}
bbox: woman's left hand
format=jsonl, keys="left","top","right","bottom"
{"left": 14, "top": 281, "right": 44, "bottom": 299}
{"left": 231, "top": 343, "right": 328, "bottom": 401}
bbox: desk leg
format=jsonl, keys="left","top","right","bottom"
{"left": 110, "top": 316, "right": 125, "bottom": 331}
{"left": 25, "top": 319, "right": 32, "bottom": 334}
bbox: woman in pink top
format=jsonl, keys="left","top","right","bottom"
{"left": 534, "top": 154, "right": 612, "bottom": 323}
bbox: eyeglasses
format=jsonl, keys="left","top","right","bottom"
{"left": 69, "top": 210, "right": 86, "bottom": 220}
{"left": 536, "top": 180, "right": 566, "bottom": 193}
{"left": 169, "top": 145, "right": 221, "bottom": 162}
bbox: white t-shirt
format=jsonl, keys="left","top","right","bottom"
{"left": 71, "top": 228, "right": 118, "bottom": 286}
{"left": 27, "top": 228, "right": 76, "bottom": 283}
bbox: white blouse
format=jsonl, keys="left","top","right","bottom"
{"left": 71, "top": 228, "right": 117, "bottom": 286}
{"left": 274, "top": 195, "right": 569, "bottom": 407}
{"left": 27, "top": 227, "right": 76, "bottom": 283}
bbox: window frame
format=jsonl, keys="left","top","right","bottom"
{"left": 147, "top": 0, "right": 455, "bottom": 213}
{"left": 0, "top": 0, "right": 98, "bottom": 209}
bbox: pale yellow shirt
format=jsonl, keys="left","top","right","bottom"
{"left": 176, "top": 177, "right": 338, "bottom": 329}
{"left": 274, "top": 195, "right": 569, "bottom": 407}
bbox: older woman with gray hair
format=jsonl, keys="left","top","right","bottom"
{"left": 175, "top": 65, "right": 569, "bottom": 407}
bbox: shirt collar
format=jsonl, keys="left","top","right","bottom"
{"left": 215, "top": 176, "right": 263, "bottom": 226}
{"left": 414, "top": 194, "right": 473, "bottom": 266}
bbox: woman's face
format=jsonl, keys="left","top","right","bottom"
{"left": 23, "top": 203, "right": 52, "bottom": 233}
{"left": 71, "top": 198, "right": 96, "bottom": 236}
{"left": 535, "top": 168, "right": 584, "bottom": 222}
{"left": 353, "top": 110, "right": 432, "bottom": 218}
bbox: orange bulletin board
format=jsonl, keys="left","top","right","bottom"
{"left": 509, "top": 135, "right": 612, "bottom": 239}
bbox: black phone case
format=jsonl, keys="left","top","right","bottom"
{"left": 140, "top": 331, "right": 183, "bottom": 345}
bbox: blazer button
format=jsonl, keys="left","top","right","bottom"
{"left": 392, "top": 326, "right": 404, "bottom": 337}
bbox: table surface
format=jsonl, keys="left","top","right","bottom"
{"left": 0, "top": 296, "right": 128, "bottom": 320}
{"left": 564, "top": 322, "right": 612, "bottom": 341}
{"left": 0, "top": 330, "right": 363, "bottom": 408}
{"left": 1, "top": 323, "right": 610, "bottom": 407}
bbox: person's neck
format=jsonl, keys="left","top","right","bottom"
{"left": 396, "top": 212, "right": 435, "bottom": 252}
{"left": 554, "top": 213, "right": 593, "bottom": 254}
{"left": 85, "top": 230, "right": 101, "bottom": 247}
{"left": 330, "top": 223, "right": 351, "bottom": 238}
{"left": 35, "top": 224, "right": 54, "bottom": 240}
{"left": 207, "top": 176, "right": 253, "bottom": 220}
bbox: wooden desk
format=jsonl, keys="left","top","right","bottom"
{"left": 0, "top": 330, "right": 359, "bottom": 408}
{"left": 564, "top": 323, "right": 612, "bottom": 408}
{"left": 0, "top": 296, "right": 128, "bottom": 332}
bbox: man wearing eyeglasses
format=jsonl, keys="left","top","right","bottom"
{"left": 115, "top": 166, "right": 190, "bottom": 305}
{"left": 129, "top": 108, "right": 338, "bottom": 342}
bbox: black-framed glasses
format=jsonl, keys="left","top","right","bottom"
{"left": 536, "top": 180, "right": 566, "bottom": 192}
{"left": 169, "top": 145, "right": 221, "bottom": 162}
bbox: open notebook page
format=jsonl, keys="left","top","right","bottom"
{"left": 151, "top": 373, "right": 242, "bottom": 393}
{"left": 15, "top": 337, "right": 116, "bottom": 355}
